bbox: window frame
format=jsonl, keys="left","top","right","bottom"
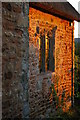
{"left": 39, "top": 26, "right": 57, "bottom": 73}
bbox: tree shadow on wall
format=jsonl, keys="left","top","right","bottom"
{"left": 48, "top": 83, "right": 80, "bottom": 119}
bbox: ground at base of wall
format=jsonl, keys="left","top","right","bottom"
{"left": 36, "top": 104, "right": 80, "bottom": 119}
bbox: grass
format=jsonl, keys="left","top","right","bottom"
{"left": 48, "top": 104, "right": 80, "bottom": 120}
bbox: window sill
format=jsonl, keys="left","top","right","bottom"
{"left": 37, "top": 71, "right": 55, "bottom": 77}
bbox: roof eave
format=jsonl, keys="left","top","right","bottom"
{"left": 29, "top": 2, "right": 80, "bottom": 22}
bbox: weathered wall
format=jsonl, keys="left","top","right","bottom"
{"left": 29, "top": 7, "right": 74, "bottom": 117}
{"left": 2, "top": 2, "right": 29, "bottom": 118}
{"left": 2, "top": 3, "right": 74, "bottom": 118}
{"left": 0, "top": 2, "right": 2, "bottom": 120}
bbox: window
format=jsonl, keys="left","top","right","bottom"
{"left": 39, "top": 26, "right": 57, "bottom": 73}
{"left": 69, "top": 22, "right": 73, "bottom": 27}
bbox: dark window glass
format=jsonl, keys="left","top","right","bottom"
{"left": 39, "top": 33, "right": 45, "bottom": 73}
{"left": 39, "top": 27, "right": 57, "bottom": 73}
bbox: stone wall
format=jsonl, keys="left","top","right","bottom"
{"left": 29, "top": 7, "right": 74, "bottom": 117}
{"left": 0, "top": 2, "right": 2, "bottom": 120}
{"left": 2, "top": 2, "right": 29, "bottom": 118}
{"left": 2, "top": 3, "right": 74, "bottom": 118}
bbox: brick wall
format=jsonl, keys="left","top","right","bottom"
{"left": 0, "top": 2, "right": 2, "bottom": 119}
{"left": 29, "top": 7, "right": 74, "bottom": 117}
{"left": 2, "top": 3, "right": 29, "bottom": 118}
{"left": 2, "top": 3, "right": 74, "bottom": 118}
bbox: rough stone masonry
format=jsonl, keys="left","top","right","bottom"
{"left": 29, "top": 7, "right": 74, "bottom": 117}
{"left": 2, "top": 2, "right": 74, "bottom": 118}
{"left": 2, "top": 3, "right": 29, "bottom": 118}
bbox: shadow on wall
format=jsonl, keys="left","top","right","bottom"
{"left": 49, "top": 75, "right": 71, "bottom": 112}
